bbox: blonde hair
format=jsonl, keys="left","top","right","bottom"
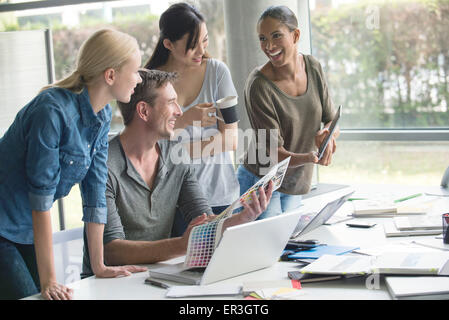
{"left": 41, "top": 28, "right": 139, "bottom": 94}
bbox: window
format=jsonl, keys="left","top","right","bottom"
{"left": 310, "top": 0, "right": 449, "bottom": 129}
{"left": 310, "top": 0, "right": 449, "bottom": 186}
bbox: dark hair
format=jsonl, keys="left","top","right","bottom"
{"left": 117, "top": 69, "right": 178, "bottom": 126}
{"left": 258, "top": 5, "right": 298, "bottom": 31}
{"left": 145, "top": 2, "right": 209, "bottom": 69}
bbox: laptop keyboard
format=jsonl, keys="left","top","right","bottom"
{"left": 180, "top": 267, "right": 206, "bottom": 277}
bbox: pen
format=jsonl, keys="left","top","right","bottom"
{"left": 145, "top": 278, "right": 170, "bottom": 289}
{"left": 393, "top": 193, "right": 422, "bottom": 203}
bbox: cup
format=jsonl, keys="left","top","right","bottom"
{"left": 443, "top": 213, "right": 449, "bottom": 244}
{"left": 215, "top": 96, "right": 239, "bottom": 124}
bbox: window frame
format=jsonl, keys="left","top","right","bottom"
{"left": 0, "top": 0, "right": 119, "bottom": 12}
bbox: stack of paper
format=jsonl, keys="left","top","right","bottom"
{"left": 412, "top": 238, "right": 449, "bottom": 251}
{"left": 300, "top": 251, "right": 449, "bottom": 276}
{"left": 383, "top": 220, "right": 442, "bottom": 237}
{"left": 242, "top": 280, "right": 303, "bottom": 300}
{"left": 393, "top": 216, "right": 442, "bottom": 231}
{"left": 386, "top": 276, "right": 449, "bottom": 300}
{"left": 351, "top": 200, "right": 397, "bottom": 216}
{"left": 166, "top": 284, "right": 242, "bottom": 298}
{"left": 372, "top": 252, "right": 449, "bottom": 275}
{"left": 351, "top": 196, "right": 438, "bottom": 217}
{"left": 299, "top": 255, "right": 372, "bottom": 275}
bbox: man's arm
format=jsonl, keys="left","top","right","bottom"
{"left": 104, "top": 237, "right": 185, "bottom": 265}
{"left": 103, "top": 162, "right": 209, "bottom": 265}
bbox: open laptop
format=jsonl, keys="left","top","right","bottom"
{"left": 148, "top": 210, "right": 302, "bottom": 285}
{"left": 290, "top": 190, "right": 354, "bottom": 239}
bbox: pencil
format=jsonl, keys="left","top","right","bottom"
{"left": 393, "top": 193, "right": 422, "bottom": 203}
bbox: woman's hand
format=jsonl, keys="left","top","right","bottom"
{"left": 40, "top": 281, "right": 73, "bottom": 300}
{"left": 315, "top": 128, "right": 337, "bottom": 166}
{"left": 175, "top": 103, "right": 216, "bottom": 129}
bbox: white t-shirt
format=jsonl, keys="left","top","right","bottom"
{"left": 178, "top": 58, "right": 240, "bottom": 207}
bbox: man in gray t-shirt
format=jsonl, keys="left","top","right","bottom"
{"left": 82, "top": 69, "right": 273, "bottom": 277}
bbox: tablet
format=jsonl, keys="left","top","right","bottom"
{"left": 317, "top": 105, "right": 341, "bottom": 160}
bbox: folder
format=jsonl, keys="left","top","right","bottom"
{"left": 287, "top": 245, "right": 359, "bottom": 260}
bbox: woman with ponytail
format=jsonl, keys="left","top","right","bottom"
{"left": 0, "top": 28, "right": 146, "bottom": 300}
{"left": 145, "top": 3, "right": 240, "bottom": 219}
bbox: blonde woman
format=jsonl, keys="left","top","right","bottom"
{"left": 0, "top": 29, "right": 146, "bottom": 300}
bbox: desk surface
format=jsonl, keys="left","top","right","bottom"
{"left": 25, "top": 184, "right": 449, "bottom": 300}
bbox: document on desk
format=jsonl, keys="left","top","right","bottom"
{"left": 394, "top": 216, "right": 442, "bottom": 231}
{"left": 383, "top": 221, "right": 442, "bottom": 237}
{"left": 351, "top": 194, "right": 438, "bottom": 217}
{"left": 300, "top": 254, "right": 372, "bottom": 275}
{"left": 165, "top": 284, "right": 242, "bottom": 298}
{"left": 301, "top": 252, "right": 449, "bottom": 276}
{"left": 412, "top": 238, "right": 449, "bottom": 251}
{"left": 386, "top": 276, "right": 449, "bottom": 300}
{"left": 372, "top": 251, "right": 449, "bottom": 275}
{"left": 242, "top": 279, "right": 301, "bottom": 295}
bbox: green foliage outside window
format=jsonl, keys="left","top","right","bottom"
{"left": 311, "top": 0, "right": 449, "bottom": 128}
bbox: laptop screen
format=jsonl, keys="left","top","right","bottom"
{"left": 291, "top": 191, "right": 354, "bottom": 238}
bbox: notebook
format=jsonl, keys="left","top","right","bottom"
{"left": 286, "top": 245, "right": 359, "bottom": 260}
{"left": 299, "top": 254, "right": 372, "bottom": 275}
{"left": 372, "top": 251, "right": 449, "bottom": 275}
{"left": 149, "top": 210, "right": 302, "bottom": 285}
{"left": 300, "top": 252, "right": 449, "bottom": 276}
{"left": 351, "top": 197, "right": 436, "bottom": 217}
{"left": 394, "top": 216, "right": 442, "bottom": 231}
{"left": 386, "top": 276, "right": 449, "bottom": 300}
{"left": 383, "top": 220, "right": 443, "bottom": 237}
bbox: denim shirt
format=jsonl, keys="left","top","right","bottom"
{"left": 0, "top": 87, "right": 111, "bottom": 244}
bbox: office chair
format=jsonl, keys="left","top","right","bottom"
{"left": 442, "top": 166, "right": 449, "bottom": 189}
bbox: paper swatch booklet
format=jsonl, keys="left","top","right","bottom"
{"left": 184, "top": 157, "right": 291, "bottom": 268}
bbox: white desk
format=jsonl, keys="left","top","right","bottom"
{"left": 25, "top": 184, "right": 449, "bottom": 300}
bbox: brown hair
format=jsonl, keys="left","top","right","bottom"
{"left": 117, "top": 69, "right": 178, "bottom": 126}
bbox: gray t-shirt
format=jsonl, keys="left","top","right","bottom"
{"left": 82, "top": 135, "right": 212, "bottom": 276}
{"left": 178, "top": 58, "right": 240, "bottom": 207}
{"left": 243, "top": 54, "right": 335, "bottom": 195}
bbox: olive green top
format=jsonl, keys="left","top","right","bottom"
{"left": 243, "top": 54, "right": 335, "bottom": 195}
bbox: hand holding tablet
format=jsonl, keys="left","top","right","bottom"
{"left": 317, "top": 105, "right": 342, "bottom": 161}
